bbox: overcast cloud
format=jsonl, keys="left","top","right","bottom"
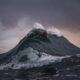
{"left": 0, "top": 0, "right": 80, "bottom": 53}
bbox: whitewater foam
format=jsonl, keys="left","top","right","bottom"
{"left": 33, "top": 22, "right": 45, "bottom": 30}
{"left": 47, "top": 27, "right": 62, "bottom": 37}
{"left": 33, "top": 22, "right": 62, "bottom": 37}
{"left": 0, "top": 47, "right": 65, "bottom": 70}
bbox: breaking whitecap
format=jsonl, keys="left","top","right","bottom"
{"left": 33, "top": 22, "right": 63, "bottom": 37}
{"left": 0, "top": 47, "right": 66, "bottom": 70}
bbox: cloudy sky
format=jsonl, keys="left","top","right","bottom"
{"left": 0, "top": 0, "right": 80, "bottom": 53}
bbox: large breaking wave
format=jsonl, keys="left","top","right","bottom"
{"left": 0, "top": 23, "right": 80, "bottom": 69}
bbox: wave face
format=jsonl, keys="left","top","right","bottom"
{"left": 0, "top": 26, "right": 80, "bottom": 69}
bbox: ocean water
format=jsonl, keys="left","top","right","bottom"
{"left": 0, "top": 55, "right": 80, "bottom": 80}
{"left": 0, "top": 27, "right": 80, "bottom": 80}
{"left": 0, "top": 48, "right": 80, "bottom": 80}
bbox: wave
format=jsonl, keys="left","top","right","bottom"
{"left": 0, "top": 23, "right": 80, "bottom": 69}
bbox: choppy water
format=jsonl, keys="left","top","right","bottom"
{"left": 0, "top": 55, "right": 80, "bottom": 80}
{"left": 0, "top": 65, "right": 80, "bottom": 80}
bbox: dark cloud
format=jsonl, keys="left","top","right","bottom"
{"left": 0, "top": 0, "right": 80, "bottom": 31}
{"left": 0, "top": 0, "right": 80, "bottom": 52}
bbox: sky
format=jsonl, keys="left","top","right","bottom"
{"left": 0, "top": 0, "right": 80, "bottom": 53}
